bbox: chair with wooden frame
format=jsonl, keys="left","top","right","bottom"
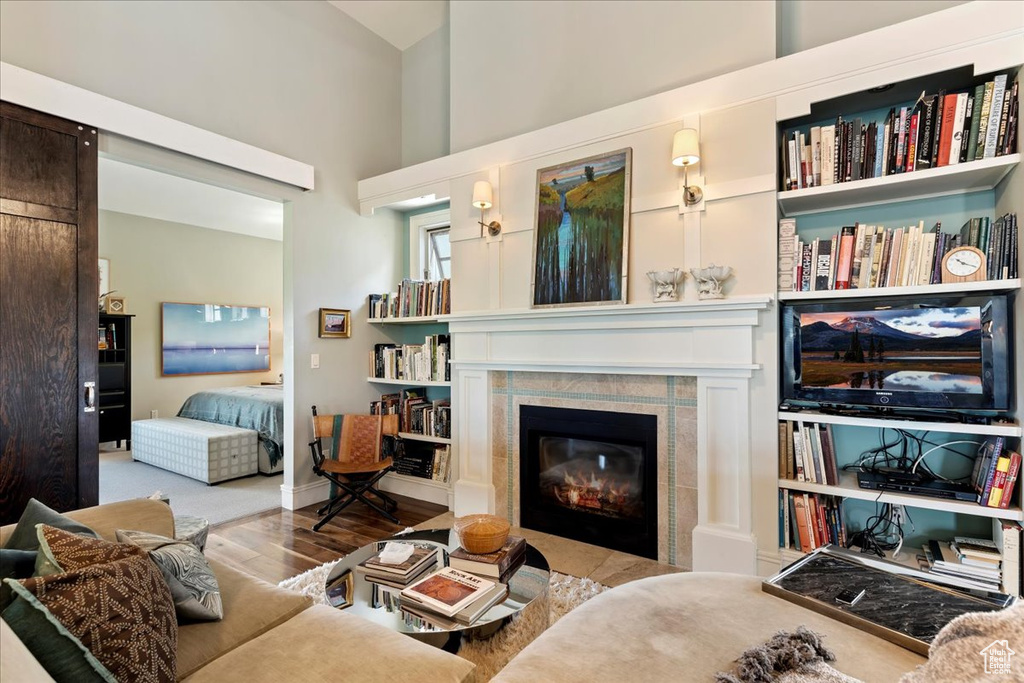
{"left": 309, "top": 406, "right": 400, "bottom": 531}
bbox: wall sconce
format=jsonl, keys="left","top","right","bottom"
{"left": 472, "top": 181, "right": 502, "bottom": 237}
{"left": 672, "top": 128, "right": 703, "bottom": 206}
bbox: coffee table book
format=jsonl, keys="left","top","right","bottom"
{"left": 356, "top": 542, "right": 439, "bottom": 578}
{"left": 362, "top": 560, "right": 438, "bottom": 588}
{"left": 400, "top": 566, "right": 496, "bottom": 617}
{"left": 449, "top": 535, "right": 527, "bottom": 578}
{"left": 401, "top": 582, "right": 509, "bottom": 627}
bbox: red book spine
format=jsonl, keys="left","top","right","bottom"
{"left": 937, "top": 94, "right": 958, "bottom": 166}
{"left": 834, "top": 228, "right": 856, "bottom": 290}
{"left": 906, "top": 113, "right": 919, "bottom": 173}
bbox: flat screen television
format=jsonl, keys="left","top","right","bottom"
{"left": 780, "top": 293, "right": 1014, "bottom": 417}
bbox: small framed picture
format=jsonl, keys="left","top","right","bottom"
{"left": 318, "top": 308, "right": 351, "bottom": 338}
{"left": 325, "top": 570, "right": 354, "bottom": 609}
{"left": 105, "top": 296, "right": 126, "bottom": 314}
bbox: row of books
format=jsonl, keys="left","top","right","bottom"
{"left": 778, "top": 214, "right": 1018, "bottom": 293}
{"left": 393, "top": 441, "right": 451, "bottom": 483}
{"left": 368, "top": 278, "right": 451, "bottom": 319}
{"left": 782, "top": 73, "right": 1018, "bottom": 190}
{"left": 370, "top": 335, "right": 451, "bottom": 382}
{"left": 778, "top": 420, "right": 840, "bottom": 486}
{"left": 971, "top": 437, "right": 1022, "bottom": 510}
{"left": 371, "top": 387, "right": 450, "bottom": 438}
{"left": 779, "top": 490, "right": 847, "bottom": 553}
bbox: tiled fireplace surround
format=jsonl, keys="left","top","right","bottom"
{"left": 492, "top": 371, "right": 698, "bottom": 568}
{"left": 446, "top": 297, "right": 771, "bottom": 574}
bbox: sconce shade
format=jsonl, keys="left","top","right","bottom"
{"left": 472, "top": 181, "right": 493, "bottom": 210}
{"left": 671, "top": 129, "right": 700, "bottom": 167}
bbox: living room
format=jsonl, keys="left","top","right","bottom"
{"left": 1, "top": 1, "right": 1022, "bottom": 681}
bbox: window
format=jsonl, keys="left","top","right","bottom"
{"left": 426, "top": 227, "right": 451, "bottom": 280}
{"left": 409, "top": 208, "right": 451, "bottom": 281}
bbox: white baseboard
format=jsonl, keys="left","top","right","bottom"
{"left": 281, "top": 481, "right": 328, "bottom": 511}
{"left": 692, "top": 524, "right": 758, "bottom": 575}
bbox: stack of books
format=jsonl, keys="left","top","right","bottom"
{"left": 354, "top": 542, "right": 440, "bottom": 589}
{"left": 399, "top": 566, "right": 508, "bottom": 627}
{"left": 923, "top": 538, "right": 1001, "bottom": 591}
{"left": 778, "top": 213, "right": 1018, "bottom": 293}
{"left": 971, "top": 437, "right": 1022, "bottom": 509}
{"left": 781, "top": 72, "right": 1018, "bottom": 191}
{"left": 448, "top": 535, "right": 527, "bottom": 580}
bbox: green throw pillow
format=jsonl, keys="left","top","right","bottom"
{"left": 0, "top": 549, "right": 37, "bottom": 611}
{"left": 116, "top": 529, "right": 223, "bottom": 621}
{"left": 4, "top": 498, "right": 99, "bottom": 551}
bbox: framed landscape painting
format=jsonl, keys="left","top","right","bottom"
{"left": 532, "top": 148, "right": 631, "bottom": 308}
{"left": 162, "top": 302, "right": 271, "bottom": 376}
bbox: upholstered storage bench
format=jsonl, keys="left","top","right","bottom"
{"left": 131, "top": 417, "right": 258, "bottom": 484}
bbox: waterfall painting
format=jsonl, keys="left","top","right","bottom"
{"left": 531, "top": 148, "right": 631, "bottom": 308}
{"left": 162, "top": 302, "right": 271, "bottom": 376}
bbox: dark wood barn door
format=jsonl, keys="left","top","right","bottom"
{"left": 0, "top": 102, "right": 98, "bottom": 523}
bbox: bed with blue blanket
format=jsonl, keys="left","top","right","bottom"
{"left": 177, "top": 385, "right": 284, "bottom": 474}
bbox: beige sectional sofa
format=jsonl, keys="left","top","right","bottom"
{"left": 0, "top": 499, "right": 475, "bottom": 683}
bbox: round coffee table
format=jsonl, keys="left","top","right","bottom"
{"left": 323, "top": 527, "right": 549, "bottom": 650}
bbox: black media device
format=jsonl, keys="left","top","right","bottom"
{"left": 856, "top": 471, "right": 978, "bottom": 501}
{"left": 780, "top": 293, "right": 1014, "bottom": 418}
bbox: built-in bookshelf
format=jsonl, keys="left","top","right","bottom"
{"left": 774, "top": 60, "right": 1022, "bottom": 596}
{"left": 367, "top": 289, "right": 454, "bottom": 508}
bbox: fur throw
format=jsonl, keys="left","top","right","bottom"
{"left": 716, "top": 627, "right": 860, "bottom": 683}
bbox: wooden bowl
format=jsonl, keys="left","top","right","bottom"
{"left": 454, "top": 514, "right": 510, "bottom": 554}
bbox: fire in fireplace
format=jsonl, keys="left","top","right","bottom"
{"left": 538, "top": 437, "right": 644, "bottom": 520}
{"left": 520, "top": 405, "right": 657, "bottom": 558}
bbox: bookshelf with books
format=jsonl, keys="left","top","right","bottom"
{"left": 367, "top": 286, "right": 455, "bottom": 508}
{"left": 98, "top": 313, "right": 134, "bottom": 448}
{"left": 774, "top": 61, "right": 1023, "bottom": 594}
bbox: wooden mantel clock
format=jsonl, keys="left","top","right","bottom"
{"left": 941, "top": 246, "right": 986, "bottom": 284}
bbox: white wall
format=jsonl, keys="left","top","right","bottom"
{"left": 776, "top": 0, "right": 968, "bottom": 57}
{"left": 99, "top": 210, "right": 283, "bottom": 423}
{"left": 0, "top": 0, "right": 405, "bottom": 507}
{"left": 402, "top": 24, "right": 450, "bottom": 166}
{"left": 448, "top": 0, "right": 776, "bottom": 153}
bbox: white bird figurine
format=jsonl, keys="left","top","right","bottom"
{"left": 690, "top": 264, "right": 732, "bottom": 300}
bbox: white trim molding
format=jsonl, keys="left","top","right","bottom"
{"left": 0, "top": 62, "right": 315, "bottom": 190}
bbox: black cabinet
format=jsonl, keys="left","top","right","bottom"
{"left": 98, "top": 313, "right": 133, "bottom": 448}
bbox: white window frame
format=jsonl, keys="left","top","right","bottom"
{"left": 409, "top": 208, "right": 451, "bottom": 280}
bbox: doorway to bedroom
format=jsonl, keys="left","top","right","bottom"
{"left": 97, "top": 157, "right": 285, "bottom": 525}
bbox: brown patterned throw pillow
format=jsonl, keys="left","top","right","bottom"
{"left": 7, "top": 525, "right": 178, "bottom": 683}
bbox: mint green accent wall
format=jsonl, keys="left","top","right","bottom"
{"left": 402, "top": 203, "right": 450, "bottom": 278}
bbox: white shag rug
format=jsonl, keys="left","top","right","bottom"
{"left": 279, "top": 560, "right": 608, "bottom": 681}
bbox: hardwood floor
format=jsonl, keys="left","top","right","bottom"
{"left": 205, "top": 494, "right": 447, "bottom": 584}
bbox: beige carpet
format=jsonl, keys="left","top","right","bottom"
{"left": 279, "top": 560, "right": 608, "bottom": 681}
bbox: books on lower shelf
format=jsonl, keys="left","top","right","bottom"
{"left": 368, "top": 278, "right": 450, "bottom": 319}
{"left": 371, "top": 387, "right": 450, "bottom": 438}
{"left": 779, "top": 490, "right": 846, "bottom": 553}
{"left": 780, "top": 72, "right": 1018, "bottom": 191}
{"left": 369, "top": 335, "right": 451, "bottom": 382}
{"left": 399, "top": 566, "right": 498, "bottom": 618}
{"left": 779, "top": 213, "right": 1018, "bottom": 293}
{"left": 448, "top": 536, "right": 527, "bottom": 579}
{"left": 393, "top": 440, "right": 451, "bottom": 484}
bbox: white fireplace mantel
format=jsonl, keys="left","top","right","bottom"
{"left": 447, "top": 295, "right": 773, "bottom": 575}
